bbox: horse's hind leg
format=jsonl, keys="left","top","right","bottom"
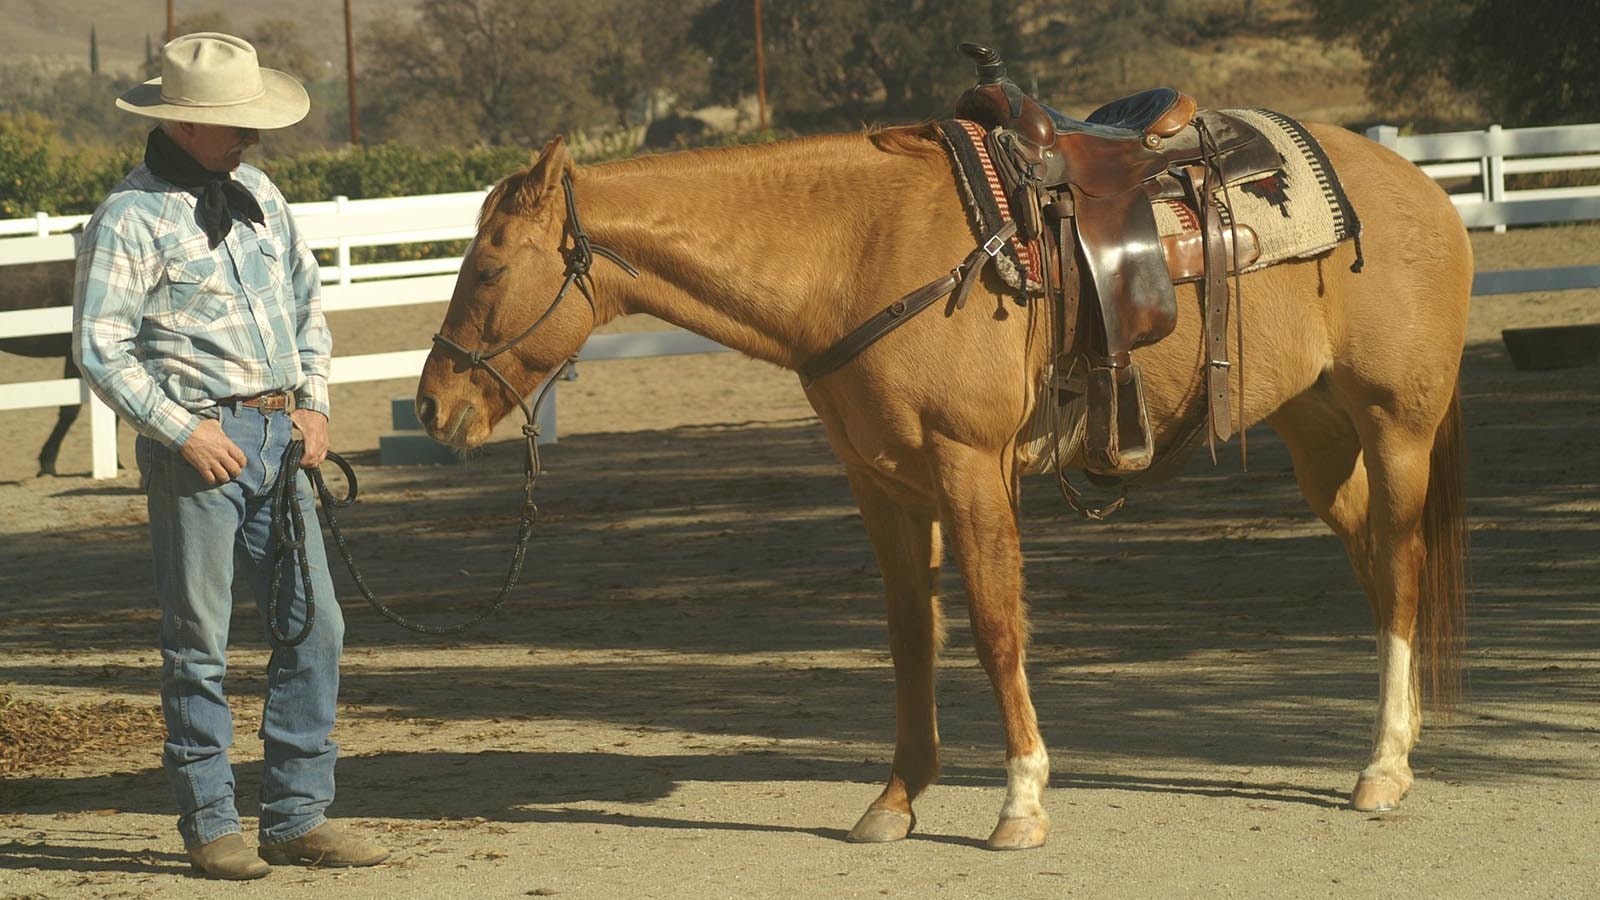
{"left": 1271, "top": 377, "right": 1444, "bottom": 812}
{"left": 1342, "top": 394, "right": 1448, "bottom": 811}
{"left": 38, "top": 406, "right": 80, "bottom": 477}
{"left": 844, "top": 470, "right": 943, "bottom": 843}
{"left": 37, "top": 356, "right": 83, "bottom": 476}
{"left": 930, "top": 439, "right": 1048, "bottom": 850}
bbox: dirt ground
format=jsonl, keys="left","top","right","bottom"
{"left": 0, "top": 220, "right": 1597, "bottom": 899}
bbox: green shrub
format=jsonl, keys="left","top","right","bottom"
{"left": 1, "top": 116, "right": 634, "bottom": 224}
{"left": 261, "top": 142, "right": 531, "bottom": 203}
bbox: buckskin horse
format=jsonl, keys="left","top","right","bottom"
{"left": 414, "top": 93, "right": 1470, "bottom": 849}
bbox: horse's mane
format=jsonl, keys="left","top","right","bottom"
{"left": 865, "top": 122, "right": 945, "bottom": 158}
{"left": 479, "top": 123, "right": 946, "bottom": 228}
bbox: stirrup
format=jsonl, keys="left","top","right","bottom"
{"left": 1084, "top": 363, "right": 1155, "bottom": 475}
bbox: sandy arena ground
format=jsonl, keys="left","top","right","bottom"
{"left": 0, "top": 215, "right": 1596, "bottom": 898}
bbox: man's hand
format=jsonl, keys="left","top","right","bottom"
{"left": 179, "top": 418, "right": 247, "bottom": 485}
{"left": 290, "top": 408, "right": 331, "bottom": 468}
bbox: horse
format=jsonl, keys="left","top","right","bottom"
{"left": 0, "top": 258, "right": 85, "bottom": 476}
{"left": 413, "top": 116, "right": 1471, "bottom": 849}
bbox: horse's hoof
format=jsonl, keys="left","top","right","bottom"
{"left": 845, "top": 809, "right": 914, "bottom": 843}
{"left": 986, "top": 815, "right": 1050, "bottom": 850}
{"left": 1350, "top": 775, "right": 1408, "bottom": 812}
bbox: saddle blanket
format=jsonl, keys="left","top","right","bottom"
{"left": 936, "top": 108, "right": 1362, "bottom": 295}
{"left": 1157, "top": 108, "right": 1361, "bottom": 274}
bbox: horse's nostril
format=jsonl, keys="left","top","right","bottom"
{"left": 415, "top": 395, "right": 438, "bottom": 429}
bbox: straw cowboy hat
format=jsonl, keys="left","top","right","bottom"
{"left": 116, "top": 32, "right": 310, "bottom": 129}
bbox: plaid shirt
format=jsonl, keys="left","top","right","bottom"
{"left": 72, "top": 162, "right": 331, "bottom": 449}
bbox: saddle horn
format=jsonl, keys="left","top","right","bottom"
{"left": 956, "top": 42, "right": 1026, "bottom": 124}
{"left": 959, "top": 43, "right": 1007, "bottom": 84}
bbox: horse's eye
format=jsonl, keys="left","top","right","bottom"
{"left": 478, "top": 265, "right": 508, "bottom": 285}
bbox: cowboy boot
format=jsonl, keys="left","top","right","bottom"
{"left": 188, "top": 833, "right": 271, "bottom": 880}
{"left": 258, "top": 822, "right": 391, "bottom": 868}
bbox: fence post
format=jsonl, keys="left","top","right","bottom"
{"left": 87, "top": 387, "right": 118, "bottom": 479}
{"left": 335, "top": 195, "right": 352, "bottom": 285}
{"left": 34, "top": 211, "right": 49, "bottom": 237}
{"left": 1367, "top": 125, "right": 1399, "bottom": 149}
{"left": 1485, "top": 123, "right": 1506, "bottom": 233}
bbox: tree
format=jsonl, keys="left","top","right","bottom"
{"left": 1303, "top": 0, "right": 1600, "bottom": 127}
{"left": 1453, "top": 0, "right": 1600, "bottom": 126}
{"left": 587, "top": 0, "right": 711, "bottom": 128}
{"left": 362, "top": 0, "right": 607, "bottom": 147}
{"left": 691, "top": 0, "right": 1024, "bottom": 131}
{"left": 251, "top": 19, "right": 325, "bottom": 83}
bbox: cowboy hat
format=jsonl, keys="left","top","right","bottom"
{"left": 116, "top": 32, "right": 310, "bottom": 130}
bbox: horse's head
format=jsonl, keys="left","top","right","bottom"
{"left": 416, "top": 137, "right": 598, "bottom": 448}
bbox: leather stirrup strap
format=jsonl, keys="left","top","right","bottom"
{"left": 1057, "top": 218, "right": 1081, "bottom": 356}
{"left": 1192, "top": 163, "right": 1234, "bottom": 446}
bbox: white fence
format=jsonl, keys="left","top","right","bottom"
{"left": 4, "top": 121, "right": 1598, "bottom": 478}
{"left": 0, "top": 190, "right": 727, "bottom": 478}
{"left": 1367, "top": 122, "right": 1600, "bottom": 295}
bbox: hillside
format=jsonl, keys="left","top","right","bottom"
{"left": 0, "top": 0, "right": 406, "bottom": 77}
{"left": 0, "top": 1, "right": 1372, "bottom": 129}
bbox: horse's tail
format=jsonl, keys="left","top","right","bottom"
{"left": 1420, "top": 383, "right": 1468, "bottom": 710}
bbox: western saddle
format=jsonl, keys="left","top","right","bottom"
{"left": 952, "top": 43, "right": 1282, "bottom": 478}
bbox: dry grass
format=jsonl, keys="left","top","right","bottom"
{"left": 0, "top": 691, "right": 164, "bottom": 776}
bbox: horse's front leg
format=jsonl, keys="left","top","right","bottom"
{"left": 843, "top": 469, "right": 943, "bottom": 844}
{"left": 933, "top": 439, "right": 1050, "bottom": 850}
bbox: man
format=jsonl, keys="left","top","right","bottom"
{"left": 73, "top": 32, "right": 388, "bottom": 880}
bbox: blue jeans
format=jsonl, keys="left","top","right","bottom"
{"left": 136, "top": 404, "right": 344, "bottom": 849}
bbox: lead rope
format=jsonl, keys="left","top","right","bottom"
{"left": 264, "top": 367, "right": 561, "bottom": 647}
{"left": 264, "top": 171, "right": 635, "bottom": 646}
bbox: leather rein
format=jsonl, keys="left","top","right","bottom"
{"left": 265, "top": 172, "right": 637, "bottom": 645}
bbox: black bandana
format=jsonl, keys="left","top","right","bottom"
{"left": 144, "top": 127, "right": 266, "bottom": 249}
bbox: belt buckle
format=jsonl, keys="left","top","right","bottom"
{"left": 243, "top": 391, "right": 292, "bottom": 412}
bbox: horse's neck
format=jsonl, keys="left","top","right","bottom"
{"left": 578, "top": 136, "right": 946, "bottom": 369}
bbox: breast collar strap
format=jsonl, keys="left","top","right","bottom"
{"left": 798, "top": 218, "right": 1018, "bottom": 384}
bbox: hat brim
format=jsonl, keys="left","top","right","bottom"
{"left": 116, "top": 67, "right": 310, "bottom": 130}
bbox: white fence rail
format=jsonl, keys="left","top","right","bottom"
{"left": 6, "top": 121, "right": 1598, "bottom": 478}
{"left": 0, "top": 189, "right": 726, "bottom": 478}
{"left": 1368, "top": 122, "right": 1600, "bottom": 294}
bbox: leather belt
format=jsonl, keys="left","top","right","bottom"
{"left": 224, "top": 391, "right": 293, "bottom": 412}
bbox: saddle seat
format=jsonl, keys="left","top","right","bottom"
{"left": 1082, "top": 87, "right": 1197, "bottom": 138}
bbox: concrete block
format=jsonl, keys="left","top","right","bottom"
{"left": 379, "top": 433, "right": 461, "bottom": 466}
{"left": 392, "top": 396, "right": 424, "bottom": 431}
{"left": 1502, "top": 324, "right": 1600, "bottom": 371}
{"left": 388, "top": 392, "right": 559, "bottom": 448}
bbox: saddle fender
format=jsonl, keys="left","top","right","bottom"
{"left": 1072, "top": 186, "right": 1180, "bottom": 358}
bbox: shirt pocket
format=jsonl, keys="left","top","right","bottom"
{"left": 159, "top": 253, "right": 232, "bottom": 331}
{"left": 253, "top": 233, "right": 288, "bottom": 298}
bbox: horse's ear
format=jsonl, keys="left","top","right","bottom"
{"left": 517, "top": 135, "right": 572, "bottom": 210}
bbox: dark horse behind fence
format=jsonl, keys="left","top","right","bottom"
{"left": 416, "top": 59, "right": 1470, "bottom": 849}
{"left": 0, "top": 258, "right": 83, "bottom": 476}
